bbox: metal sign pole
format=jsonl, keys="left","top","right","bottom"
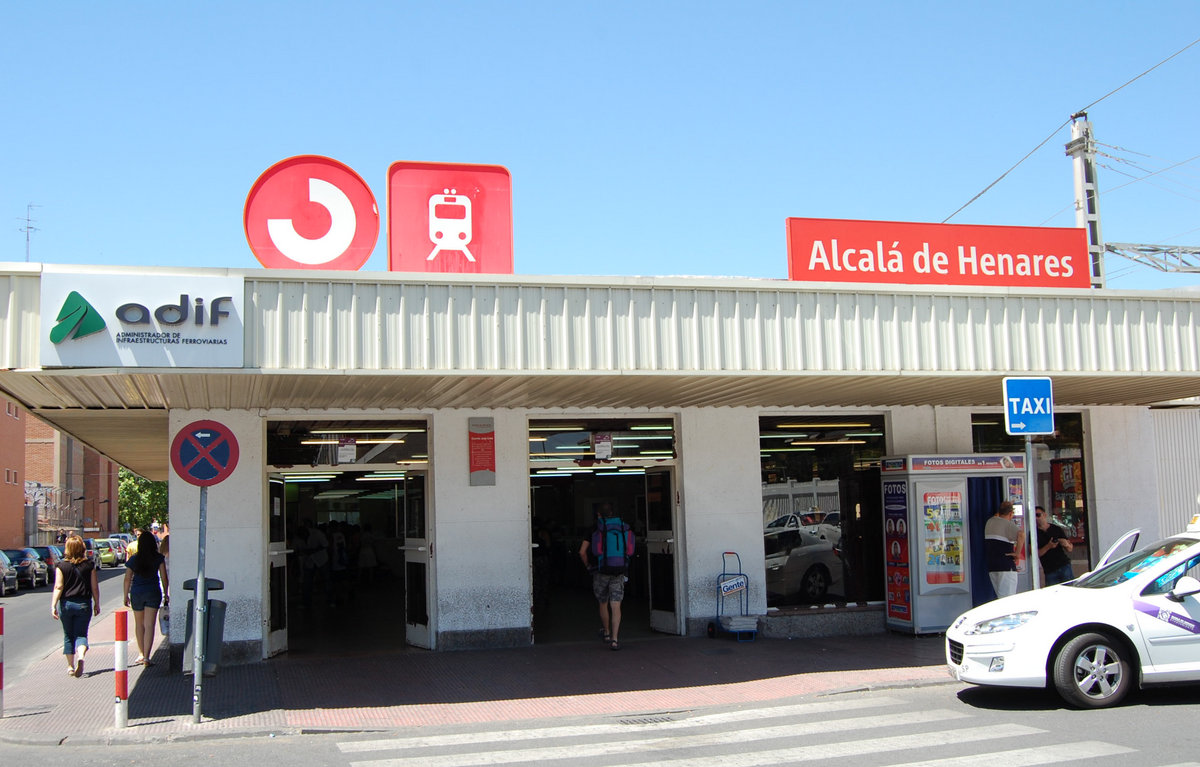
{"left": 1027, "top": 435, "right": 1042, "bottom": 590}
{"left": 192, "top": 485, "right": 208, "bottom": 724}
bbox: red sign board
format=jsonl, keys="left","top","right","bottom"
{"left": 171, "top": 420, "right": 240, "bottom": 487}
{"left": 786, "top": 217, "right": 1090, "bottom": 289}
{"left": 388, "top": 162, "right": 513, "bottom": 275}
{"left": 244, "top": 155, "right": 379, "bottom": 271}
{"left": 468, "top": 417, "right": 496, "bottom": 487}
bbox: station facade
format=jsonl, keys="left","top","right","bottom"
{"left": 2, "top": 263, "right": 1200, "bottom": 663}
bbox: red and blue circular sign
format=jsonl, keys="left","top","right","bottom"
{"left": 170, "top": 420, "right": 240, "bottom": 486}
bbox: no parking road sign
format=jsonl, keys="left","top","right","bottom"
{"left": 170, "top": 420, "right": 240, "bottom": 486}
{"left": 1002, "top": 377, "right": 1055, "bottom": 436}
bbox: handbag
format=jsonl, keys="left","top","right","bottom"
{"left": 159, "top": 609, "right": 169, "bottom": 636}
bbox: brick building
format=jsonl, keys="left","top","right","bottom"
{"left": 25, "top": 415, "right": 119, "bottom": 543}
{"left": 0, "top": 396, "right": 24, "bottom": 548}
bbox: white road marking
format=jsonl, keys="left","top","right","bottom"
{"left": 349, "top": 723, "right": 1041, "bottom": 767}
{"left": 889, "top": 741, "right": 1135, "bottom": 767}
{"left": 339, "top": 695, "right": 903, "bottom": 753}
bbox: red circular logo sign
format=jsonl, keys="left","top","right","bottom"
{"left": 170, "top": 420, "right": 240, "bottom": 487}
{"left": 244, "top": 155, "right": 379, "bottom": 270}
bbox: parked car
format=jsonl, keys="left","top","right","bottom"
{"left": 0, "top": 550, "right": 18, "bottom": 596}
{"left": 947, "top": 522, "right": 1200, "bottom": 709}
{"left": 2, "top": 548, "right": 49, "bottom": 588}
{"left": 108, "top": 537, "right": 127, "bottom": 564}
{"left": 764, "top": 512, "right": 843, "bottom": 602}
{"left": 109, "top": 533, "right": 134, "bottom": 544}
{"left": 82, "top": 538, "right": 97, "bottom": 564}
{"left": 94, "top": 539, "right": 118, "bottom": 568}
{"left": 33, "top": 545, "right": 64, "bottom": 571}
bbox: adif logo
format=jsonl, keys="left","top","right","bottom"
{"left": 50, "top": 291, "right": 106, "bottom": 344}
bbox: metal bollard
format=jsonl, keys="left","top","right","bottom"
{"left": 114, "top": 610, "right": 128, "bottom": 728}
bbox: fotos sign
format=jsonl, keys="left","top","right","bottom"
{"left": 40, "top": 272, "right": 244, "bottom": 368}
{"left": 786, "top": 218, "right": 1090, "bottom": 289}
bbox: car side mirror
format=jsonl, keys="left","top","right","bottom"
{"left": 1168, "top": 575, "right": 1200, "bottom": 602}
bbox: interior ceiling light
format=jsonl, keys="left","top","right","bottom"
{"left": 640, "top": 450, "right": 674, "bottom": 455}
{"left": 354, "top": 439, "right": 404, "bottom": 444}
{"left": 528, "top": 425, "right": 585, "bottom": 432}
{"left": 844, "top": 433, "right": 883, "bottom": 437}
{"left": 761, "top": 448, "right": 816, "bottom": 453}
{"left": 612, "top": 435, "right": 673, "bottom": 441}
{"left": 310, "top": 428, "right": 424, "bottom": 435}
{"left": 528, "top": 437, "right": 548, "bottom": 442}
{"left": 789, "top": 439, "right": 866, "bottom": 445}
{"left": 630, "top": 425, "right": 672, "bottom": 431}
{"left": 356, "top": 476, "right": 407, "bottom": 481}
{"left": 301, "top": 440, "right": 340, "bottom": 445}
{"left": 759, "top": 434, "right": 811, "bottom": 439}
{"left": 972, "top": 421, "right": 1000, "bottom": 426}
{"left": 776, "top": 423, "right": 873, "bottom": 428}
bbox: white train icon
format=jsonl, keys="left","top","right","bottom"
{"left": 427, "top": 188, "right": 475, "bottom": 262}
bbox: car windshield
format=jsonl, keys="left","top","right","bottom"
{"left": 765, "top": 517, "right": 792, "bottom": 529}
{"left": 33, "top": 547, "right": 51, "bottom": 558}
{"left": 2, "top": 549, "right": 22, "bottom": 560}
{"left": 1072, "top": 537, "right": 1199, "bottom": 589}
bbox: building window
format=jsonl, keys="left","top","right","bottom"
{"left": 760, "top": 415, "right": 887, "bottom": 608}
{"left": 971, "top": 413, "right": 1090, "bottom": 574}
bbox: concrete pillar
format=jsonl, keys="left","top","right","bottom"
{"left": 1084, "top": 406, "right": 1161, "bottom": 558}
{"left": 429, "top": 408, "right": 532, "bottom": 650}
{"left": 678, "top": 407, "right": 764, "bottom": 636}
{"left": 167, "top": 409, "right": 265, "bottom": 668}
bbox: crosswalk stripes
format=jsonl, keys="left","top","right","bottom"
{"left": 339, "top": 697, "right": 903, "bottom": 753}
{"left": 888, "top": 742, "right": 1136, "bottom": 767}
{"left": 337, "top": 696, "right": 1145, "bottom": 767}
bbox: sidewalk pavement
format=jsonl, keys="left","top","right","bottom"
{"left": 0, "top": 622, "right": 953, "bottom": 745}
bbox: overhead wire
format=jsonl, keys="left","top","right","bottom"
{"left": 943, "top": 36, "right": 1200, "bottom": 223}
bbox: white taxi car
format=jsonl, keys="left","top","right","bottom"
{"left": 946, "top": 520, "right": 1200, "bottom": 708}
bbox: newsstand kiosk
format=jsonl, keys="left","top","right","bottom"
{"left": 881, "top": 454, "right": 1029, "bottom": 634}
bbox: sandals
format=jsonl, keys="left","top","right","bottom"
{"left": 609, "top": 640, "right": 621, "bottom": 651}
{"left": 74, "top": 659, "right": 84, "bottom": 677}
{"left": 67, "top": 665, "right": 77, "bottom": 676}
{"left": 598, "top": 628, "right": 611, "bottom": 644}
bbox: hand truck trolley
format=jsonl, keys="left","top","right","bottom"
{"left": 707, "top": 551, "right": 758, "bottom": 641}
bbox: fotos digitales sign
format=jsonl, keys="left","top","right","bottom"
{"left": 786, "top": 218, "right": 1090, "bottom": 289}
{"left": 39, "top": 272, "right": 244, "bottom": 368}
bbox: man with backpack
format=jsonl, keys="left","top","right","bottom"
{"left": 579, "top": 503, "right": 634, "bottom": 651}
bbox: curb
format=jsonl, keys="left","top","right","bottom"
{"left": 0, "top": 726, "right": 303, "bottom": 747}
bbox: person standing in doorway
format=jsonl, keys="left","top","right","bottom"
{"left": 985, "top": 500, "right": 1025, "bottom": 599}
{"left": 1036, "top": 506, "right": 1075, "bottom": 585}
{"left": 123, "top": 531, "right": 168, "bottom": 666}
{"left": 578, "top": 503, "right": 634, "bottom": 651}
{"left": 50, "top": 535, "right": 100, "bottom": 677}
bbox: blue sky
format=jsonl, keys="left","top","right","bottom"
{"left": 3, "top": 2, "right": 1198, "bottom": 289}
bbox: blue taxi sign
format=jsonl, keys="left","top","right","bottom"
{"left": 1002, "top": 377, "right": 1055, "bottom": 436}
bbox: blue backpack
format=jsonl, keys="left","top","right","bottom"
{"left": 592, "top": 517, "right": 634, "bottom": 575}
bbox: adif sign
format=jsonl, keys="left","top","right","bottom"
{"left": 786, "top": 218, "right": 1090, "bottom": 290}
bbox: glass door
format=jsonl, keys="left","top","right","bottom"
{"left": 266, "top": 475, "right": 288, "bottom": 656}
{"left": 403, "top": 472, "right": 433, "bottom": 649}
{"left": 645, "top": 468, "right": 680, "bottom": 634}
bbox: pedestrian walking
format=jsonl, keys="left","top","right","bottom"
{"left": 50, "top": 535, "right": 100, "bottom": 677}
{"left": 578, "top": 503, "right": 635, "bottom": 651}
{"left": 123, "top": 531, "right": 169, "bottom": 666}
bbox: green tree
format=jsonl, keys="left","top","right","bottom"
{"left": 118, "top": 468, "right": 168, "bottom": 532}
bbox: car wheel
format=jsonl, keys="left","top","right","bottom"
{"left": 1053, "top": 631, "right": 1132, "bottom": 709}
{"left": 800, "top": 565, "right": 830, "bottom": 600}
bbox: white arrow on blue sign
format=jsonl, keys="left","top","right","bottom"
{"left": 1002, "top": 376, "right": 1055, "bottom": 436}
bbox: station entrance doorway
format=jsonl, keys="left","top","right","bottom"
{"left": 529, "top": 419, "right": 681, "bottom": 644}
{"left": 265, "top": 419, "right": 433, "bottom": 656}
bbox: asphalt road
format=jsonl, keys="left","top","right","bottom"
{"left": 7, "top": 678, "right": 1200, "bottom": 765}
{"left": 0, "top": 565, "right": 128, "bottom": 681}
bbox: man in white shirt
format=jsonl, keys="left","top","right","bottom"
{"left": 984, "top": 501, "right": 1025, "bottom": 599}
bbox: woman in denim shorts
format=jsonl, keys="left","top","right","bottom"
{"left": 123, "top": 531, "right": 169, "bottom": 666}
{"left": 50, "top": 536, "right": 100, "bottom": 677}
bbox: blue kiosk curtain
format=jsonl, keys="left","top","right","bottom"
{"left": 968, "top": 477, "right": 1006, "bottom": 606}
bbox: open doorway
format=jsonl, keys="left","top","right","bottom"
{"left": 528, "top": 418, "right": 680, "bottom": 644}
{"left": 265, "top": 419, "right": 433, "bottom": 656}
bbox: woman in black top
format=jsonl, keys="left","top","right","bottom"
{"left": 50, "top": 535, "right": 100, "bottom": 678}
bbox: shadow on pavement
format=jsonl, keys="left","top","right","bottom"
{"left": 126, "top": 632, "right": 946, "bottom": 718}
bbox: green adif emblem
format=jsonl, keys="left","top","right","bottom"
{"left": 50, "top": 291, "right": 107, "bottom": 344}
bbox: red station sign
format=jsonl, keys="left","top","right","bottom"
{"left": 243, "top": 155, "right": 380, "bottom": 271}
{"left": 786, "top": 217, "right": 1090, "bottom": 290}
{"left": 387, "top": 162, "right": 514, "bottom": 275}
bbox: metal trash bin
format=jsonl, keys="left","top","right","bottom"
{"left": 182, "top": 578, "right": 226, "bottom": 677}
